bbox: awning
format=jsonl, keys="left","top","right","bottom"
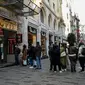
{"left": 0, "top": 0, "right": 40, "bottom": 16}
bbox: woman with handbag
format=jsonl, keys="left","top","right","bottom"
{"left": 60, "top": 43, "right": 67, "bottom": 71}
{"left": 22, "top": 44, "right": 27, "bottom": 66}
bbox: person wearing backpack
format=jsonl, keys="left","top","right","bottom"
{"left": 78, "top": 42, "right": 85, "bottom": 72}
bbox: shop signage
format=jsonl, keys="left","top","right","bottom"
{"left": 16, "top": 34, "right": 22, "bottom": 43}
{"left": 28, "top": 26, "right": 37, "bottom": 34}
{"left": 0, "top": 7, "right": 18, "bottom": 23}
{"left": 0, "top": 18, "right": 18, "bottom": 31}
{"left": 41, "top": 31, "right": 46, "bottom": 37}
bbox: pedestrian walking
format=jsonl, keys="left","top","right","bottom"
{"left": 78, "top": 42, "right": 85, "bottom": 72}
{"left": 51, "top": 44, "right": 62, "bottom": 73}
{"left": 68, "top": 45, "right": 77, "bottom": 72}
{"left": 60, "top": 43, "right": 67, "bottom": 71}
{"left": 14, "top": 44, "right": 21, "bottom": 65}
{"left": 22, "top": 44, "right": 27, "bottom": 66}
{"left": 35, "top": 42, "right": 42, "bottom": 69}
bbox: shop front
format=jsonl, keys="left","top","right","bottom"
{"left": 28, "top": 26, "right": 37, "bottom": 46}
{"left": 41, "top": 31, "right": 47, "bottom": 57}
{"left": 0, "top": 17, "right": 18, "bottom": 63}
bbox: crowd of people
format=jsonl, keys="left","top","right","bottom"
{"left": 49, "top": 42, "right": 85, "bottom": 73}
{"left": 14, "top": 42, "right": 42, "bottom": 69}
{"left": 14, "top": 41, "right": 85, "bottom": 73}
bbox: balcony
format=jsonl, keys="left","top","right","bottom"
{"left": 0, "top": 0, "right": 40, "bottom": 16}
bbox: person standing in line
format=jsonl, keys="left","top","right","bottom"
{"left": 51, "top": 43, "right": 62, "bottom": 73}
{"left": 22, "top": 44, "right": 27, "bottom": 66}
{"left": 28, "top": 43, "right": 36, "bottom": 68}
{"left": 60, "top": 43, "right": 67, "bottom": 71}
{"left": 68, "top": 45, "right": 77, "bottom": 72}
{"left": 49, "top": 42, "right": 53, "bottom": 71}
{"left": 35, "top": 42, "right": 42, "bottom": 69}
{"left": 14, "top": 44, "right": 21, "bottom": 65}
{"left": 78, "top": 42, "right": 85, "bottom": 72}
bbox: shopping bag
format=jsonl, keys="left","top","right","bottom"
{"left": 23, "top": 60, "right": 27, "bottom": 66}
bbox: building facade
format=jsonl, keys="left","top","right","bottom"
{"left": 20, "top": 0, "right": 64, "bottom": 57}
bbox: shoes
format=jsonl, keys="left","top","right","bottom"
{"left": 59, "top": 71, "right": 62, "bottom": 73}
{"left": 29, "top": 66, "right": 33, "bottom": 68}
{"left": 79, "top": 70, "right": 84, "bottom": 73}
{"left": 54, "top": 71, "right": 57, "bottom": 73}
{"left": 64, "top": 69, "right": 67, "bottom": 71}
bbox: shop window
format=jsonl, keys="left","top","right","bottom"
{"left": 8, "top": 39, "right": 16, "bottom": 54}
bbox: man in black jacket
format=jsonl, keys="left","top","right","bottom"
{"left": 35, "top": 42, "right": 42, "bottom": 69}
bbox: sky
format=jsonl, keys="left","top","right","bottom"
{"left": 73, "top": 0, "right": 85, "bottom": 25}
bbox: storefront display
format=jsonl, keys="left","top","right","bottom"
{"left": 28, "top": 26, "right": 37, "bottom": 46}
{"left": 41, "top": 31, "right": 46, "bottom": 56}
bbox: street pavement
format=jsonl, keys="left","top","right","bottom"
{"left": 0, "top": 59, "right": 85, "bottom": 85}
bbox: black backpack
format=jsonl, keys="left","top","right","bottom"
{"left": 81, "top": 47, "right": 85, "bottom": 55}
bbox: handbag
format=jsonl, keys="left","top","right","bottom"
{"left": 23, "top": 60, "right": 27, "bottom": 65}
{"left": 61, "top": 51, "right": 66, "bottom": 57}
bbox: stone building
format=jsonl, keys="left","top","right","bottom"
{"left": 20, "top": 0, "right": 65, "bottom": 57}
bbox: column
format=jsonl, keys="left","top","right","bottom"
{"left": 21, "top": 17, "right": 28, "bottom": 48}
{"left": 37, "top": 26, "right": 41, "bottom": 45}
{"left": 46, "top": 31, "right": 49, "bottom": 56}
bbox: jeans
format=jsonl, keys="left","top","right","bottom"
{"left": 36, "top": 57, "right": 41, "bottom": 68}
{"left": 15, "top": 54, "right": 19, "bottom": 65}
{"left": 29, "top": 57, "right": 33, "bottom": 66}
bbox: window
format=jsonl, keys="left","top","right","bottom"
{"left": 54, "top": 19, "right": 56, "bottom": 29}
{"left": 48, "top": 14, "right": 51, "bottom": 27}
{"left": 67, "top": 13, "right": 68, "bottom": 19}
{"left": 53, "top": 3, "right": 55, "bottom": 10}
{"left": 40, "top": 9, "right": 44, "bottom": 23}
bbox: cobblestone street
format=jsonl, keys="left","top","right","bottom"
{"left": 0, "top": 59, "right": 85, "bottom": 85}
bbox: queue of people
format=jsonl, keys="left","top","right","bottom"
{"left": 49, "top": 42, "right": 85, "bottom": 73}
{"left": 14, "top": 41, "right": 85, "bottom": 73}
{"left": 14, "top": 42, "right": 42, "bottom": 69}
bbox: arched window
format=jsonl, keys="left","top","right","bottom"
{"left": 48, "top": 14, "right": 51, "bottom": 27}
{"left": 40, "top": 9, "right": 44, "bottom": 23}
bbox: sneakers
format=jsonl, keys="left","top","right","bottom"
{"left": 29, "top": 66, "right": 33, "bottom": 68}
{"left": 59, "top": 71, "right": 62, "bottom": 73}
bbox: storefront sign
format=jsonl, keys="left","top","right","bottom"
{"left": 16, "top": 34, "right": 22, "bottom": 43}
{"left": 0, "top": 7, "right": 18, "bottom": 23}
{"left": 41, "top": 31, "right": 46, "bottom": 37}
{"left": 28, "top": 26, "right": 37, "bottom": 34}
{"left": 0, "top": 18, "right": 18, "bottom": 31}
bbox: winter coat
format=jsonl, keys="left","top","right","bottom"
{"left": 28, "top": 46, "right": 36, "bottom": 60}
{"left": 35, "top": 45, "right": 42, "bottom": 57}
{"left": 51, "top": 45, "right": 60, "bottom": 65}
{"left": 22, "top": 48, "right": 27, "bottom": 60}
{"left": 78, "top": 45, "right": 85, "bottom": 58}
